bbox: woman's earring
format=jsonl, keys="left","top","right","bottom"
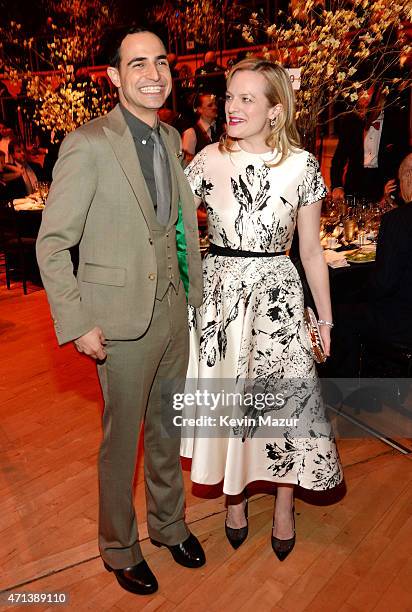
{"left": 270, "top": 117, "right": 277, "bottom": 127}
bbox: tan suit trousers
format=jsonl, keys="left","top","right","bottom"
{"left": 97, "top": 283, "right": 189, "bottom": 569}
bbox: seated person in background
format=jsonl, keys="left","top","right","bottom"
{"left": 3, "top": 140, "right": 43, "bottom": 200}
{"left": 328, "top": 153, "right": 412, "bottom": 377}
{"left": 195, "top": 51, "right": 226, "bottom": 97}
{"left": 0, "top": 149, "right": 23, "bottom": 199}
{"left": 370, "top": 154, "right": 412, "bottom": 341}
{"left": 0, "top": 121, "right": 15, "bottom": 163}
{"left": 330, "top": 83, "right": 409, "bottom": 202}
{"left": 195, "top": 50, "right": 224, "bottom": 75}
{"left": 181, "top": 93, "right": 221, "bottom": 164}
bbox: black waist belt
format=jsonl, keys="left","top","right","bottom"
{"left": 208, "top": 243, "right": 287, "bottom": 258}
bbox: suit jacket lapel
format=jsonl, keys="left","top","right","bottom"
{"left": 160, "top": 123, "right": 180, "bottom": 228}
{"left": 103, "top": 105, "right": 155, "bottom": 227}
{"left": 165, "top": 139, "right": 197, "bottom": 232}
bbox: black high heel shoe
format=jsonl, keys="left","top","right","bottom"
{"left": 225, "top": 499, "right": 248, "bottom": 549}
{"left": 271, "top": 507, "right": 295, "bottom": 561}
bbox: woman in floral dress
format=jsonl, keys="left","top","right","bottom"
{"left": 181, "top": 58, "right": 343, "bottom": 559}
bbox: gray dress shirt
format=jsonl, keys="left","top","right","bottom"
{"left": 120, "top": 104, "right": 171, "bottom": 213}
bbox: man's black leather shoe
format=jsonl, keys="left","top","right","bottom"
{"left": 104, "top": 560, "right": 158, "bottom": 595}
{"left": 151, "top": 532, "right": 206, "bottom": 568}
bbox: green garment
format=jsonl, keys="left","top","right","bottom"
{"left": 176, "top": 203, "right": 190, "bottom": 298}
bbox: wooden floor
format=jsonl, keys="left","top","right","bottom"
{"left": 1, "top": 282, "right": 412, "bottom": 611}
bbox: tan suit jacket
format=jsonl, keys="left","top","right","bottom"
{"left": 36, "top": 104, "right": 202, "bottom": 345}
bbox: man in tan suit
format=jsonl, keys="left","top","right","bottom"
{"left": 36, "top": 30, "right": 205, "bottom": 596}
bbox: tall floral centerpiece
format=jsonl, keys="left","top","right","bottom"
{"left": 242, "top": 0, "right": 411, "bottom": 151}
{"left": 0, "top": 0, "right": 113, "bottom": 141}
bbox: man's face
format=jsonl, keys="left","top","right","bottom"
{"left": 107, "top": 32, "right": 172, "bottom": 124}
{"left": 13, "top": 145, "right": 26, "bottom": 164}
{"left": 198, "top": 95, "right": 218, "bottom": 122}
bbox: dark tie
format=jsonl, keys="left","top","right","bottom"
{"left": 151, "top": 129, "right": 171, "bottom": 226}
{"left": 371, "top": 121, "right": 381, "bottom": 131}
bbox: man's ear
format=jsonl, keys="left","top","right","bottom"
{"left": 107, "top": 67, "right": 121, "bottom": 88}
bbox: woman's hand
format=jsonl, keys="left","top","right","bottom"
{"left": 319, "top": 324, "right": 331, "bottom": 357}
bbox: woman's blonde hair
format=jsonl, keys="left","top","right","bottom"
{"left": 219, "top": 57, "right": 301, "bottom": 166}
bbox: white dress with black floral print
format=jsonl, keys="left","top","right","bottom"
{"left": 181, "top": 143, "right": 343, "bottom": 495}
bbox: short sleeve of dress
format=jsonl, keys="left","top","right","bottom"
{"left": 298, "top": 152, "right": 328, "bottom": 207}
{"left": 184, "top": 149, "right": 206, "bottom": 199}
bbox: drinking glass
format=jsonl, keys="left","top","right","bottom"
{"left": 343, "top": 218, "right": 356, "bottom": 242}
{"left": 38, "top": 182, "right": 50, "bottom": 205}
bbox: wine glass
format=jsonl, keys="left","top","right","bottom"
{"left": 38, "top": 182, "right": 50, "bottom": 205}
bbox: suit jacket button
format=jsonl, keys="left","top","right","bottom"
{"left": 148, "top": 273, "right": 156, "bottom": 280}
{"left": 148, "top": 238, "right": 153, "bottom": 245}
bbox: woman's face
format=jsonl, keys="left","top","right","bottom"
{"left": 225, "top": 70, "right": 276, "bottom": 147}
{"left": 198, "top": 95, "right": 218, "bottom": 122}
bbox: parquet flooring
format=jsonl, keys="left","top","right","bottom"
{"left": 0, "top": 283, "right": 411, "bottom": 611}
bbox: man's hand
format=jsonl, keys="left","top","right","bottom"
{"left": 382, "top": 179, "right": 397, "bottom": 208}
{"left": 332, "top": 187, "right": 345, "bottom": 202}
{"left": 74, "top": 327, "right": 106, "bottom": 360}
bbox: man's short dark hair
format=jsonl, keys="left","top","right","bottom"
{"left": 8, "top": 139, "right": 25, "bottom": 156}
{"left": 108, "top": 28, "right": 153, "bottom": 69}
{"left": 193, "top": 92, "right": 215, "bottom": 112}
